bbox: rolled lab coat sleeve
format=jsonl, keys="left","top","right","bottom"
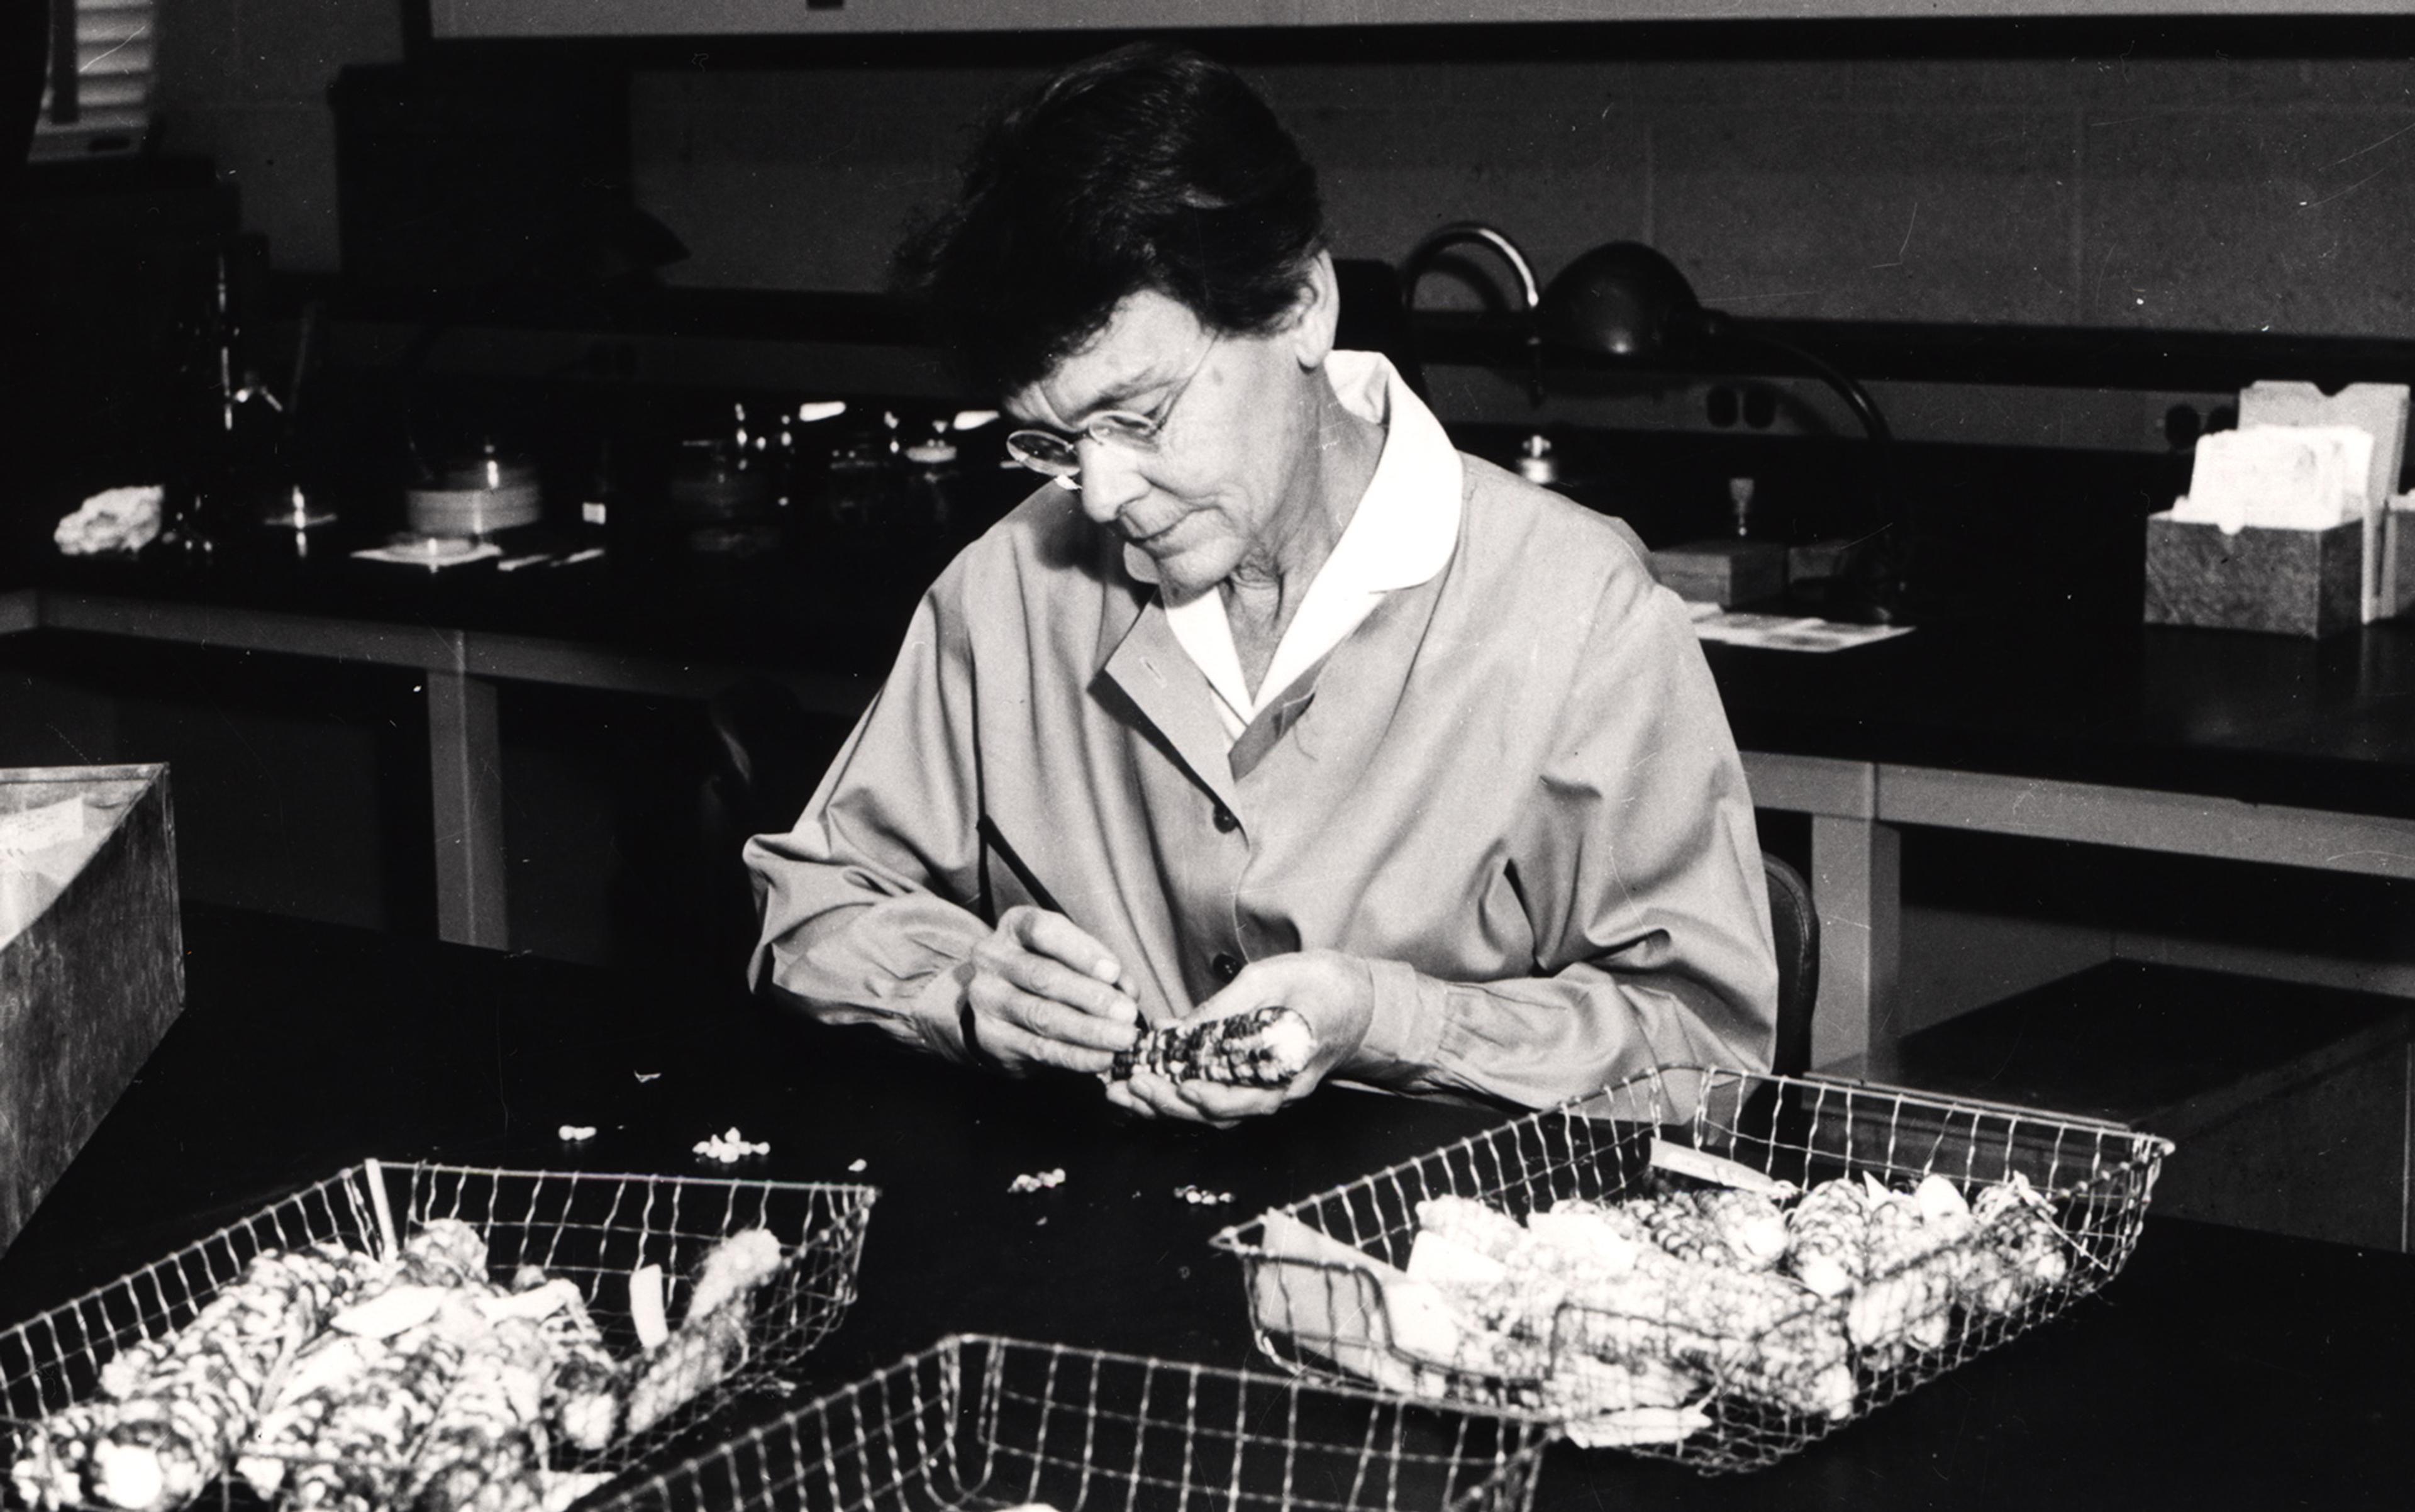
{"left": 743, "top": 564, "right": 991, "bottom": 1060}
{"left": 1348, "top": 560, "right": 1779, "bottom": 1108}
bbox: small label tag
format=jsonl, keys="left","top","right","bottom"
{"left": 0, "top": 798, "right": 86, "bottom": 861}
{"left": 581, "top": 500, "right": 608, "bottom": 526}
{"left": 1649, "top": 1137, "right": 1792, "bottom": 1196}
{"left": 629, "top": 1264, "right": 668, "bottom": 1349}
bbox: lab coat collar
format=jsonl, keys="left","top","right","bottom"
{"left": 1099, "top": 351, "right": 1457, "bottom": 807}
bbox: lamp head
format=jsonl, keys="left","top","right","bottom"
{"left": 1536, "top": 241, "right": 1714, "bottom": 360}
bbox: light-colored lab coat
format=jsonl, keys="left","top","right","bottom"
{"left": 746, "top": 392, "right": 1776, "bottom": 1108}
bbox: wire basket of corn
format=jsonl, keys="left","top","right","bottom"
{"left": 592, "top": 1334, "right": 1550, "bottom": 1512}
{"left": 1, "top": 1160, "right": 877, "bottom": 1511}
{"left": 1210, "top": 1065, "right": 2173, "bottom": 1473}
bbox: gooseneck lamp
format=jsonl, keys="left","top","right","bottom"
{"left": 1401, "top": 221, "right": 1547, "bottom": 408}
{"left": 1536, "top": 242, "right": 1910, "bottom": 623}
{"left": 1401, "top": 221, "right": 1558, "bottom": 478}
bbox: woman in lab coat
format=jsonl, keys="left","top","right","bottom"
{"left": 747, "top": 45, "right": 1774, "bottom": 1125}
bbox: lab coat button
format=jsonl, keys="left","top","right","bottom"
{"left": 1212, "top": 804, "right": 1240, "bottom": 833}
{"left": 1211, "top": 953, "right": 1241, "bottom": 984}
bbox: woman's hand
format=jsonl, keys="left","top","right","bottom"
{"left": 958, "top": 906, "right": 1141, "bottom": 1075}
{"left": 1105, "top": 950, "right": 1374, "bottom": 1126}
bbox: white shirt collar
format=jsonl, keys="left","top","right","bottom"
{"left": 1148, "top": 351, "right": 1462, "bottom": 738}
{"left": 1122, "top": 351, "right": 1461, "bottom": 589}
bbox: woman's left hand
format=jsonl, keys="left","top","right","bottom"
{"left": 1104, "top": 950, "right": 1374, "bottom": 1127}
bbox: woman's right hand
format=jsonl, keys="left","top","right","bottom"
{"left": 957, "top": 906, "right": 1141, "bottom": 1074}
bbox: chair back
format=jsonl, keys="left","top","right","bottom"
{"left": 1763, "top": 852, "right": 1819, "bottom": 1077}
{"left": 706, "top": 675, "right": 829, "bottom": 843}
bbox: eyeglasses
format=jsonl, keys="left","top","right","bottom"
{"left": 1005, "top": 336, "right": 1219, "bottom": 481}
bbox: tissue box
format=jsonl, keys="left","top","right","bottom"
{"left": 2142, "top": 513, "right": 2363, "bottom": 638}
{"left": 1, "top": 764, "right": 183, "bottom": 1255}
{"left": 2235, "top": 382, "right": 2410, "bottom": 622}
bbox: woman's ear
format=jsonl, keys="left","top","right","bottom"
{"left": 1286, "top": 250, "right": 1341, "bottom": 370}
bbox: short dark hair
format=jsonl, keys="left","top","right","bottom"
{"left": 895, "top": 45, "right": 1325, "bottom": 396}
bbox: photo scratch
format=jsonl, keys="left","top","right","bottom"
{"left": 2328, "top": 116, "right": 2415, "bottom": 170}
{"left": 2323, "top": 850, "right": 2415, "bottom": 869}
{"left": 1871, "top": 201, "right": 1920, "bottom": 269}
{"left": 2301, "top": 163, "right": 2394, "bottom": 211}
{"left": 77, "top": 23, "right": 150, "bottom": 76}
{"left": 1704, "top": 287, "right": 1822, "bottom": 306}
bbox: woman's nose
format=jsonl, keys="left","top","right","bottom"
{"left": 1075, "top": 440, "right": 1148, "bottom": 523}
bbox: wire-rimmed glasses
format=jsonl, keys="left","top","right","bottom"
{"left": 1005, "top": 335, "right": 1219, "bottom": 481}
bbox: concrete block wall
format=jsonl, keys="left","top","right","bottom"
{"left": 627, "top": 53, "right": 2415, "bottom": 337}
{"left": 152, "top": 6, "right": 2415, "bottom": 342}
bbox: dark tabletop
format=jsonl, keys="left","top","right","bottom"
{"left": 1, "top": 905, "right": 2409, "bottom": 1511}
{"left": 1706, "top": 610, "right": 2415, "bottom": 823}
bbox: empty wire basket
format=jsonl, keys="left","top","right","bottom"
{"left": 1211, "top": 1065, "right": 2173, "bottom": 1473}
{"left": 596, "top": 1335, "right": 1549, "bottom": 1512}
{"left": 1, "top": 1160, "right": 877, "bottom": 1509}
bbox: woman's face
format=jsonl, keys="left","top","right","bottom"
{"left": 1006, "top": 283, "right": 1330, "bottom": 601}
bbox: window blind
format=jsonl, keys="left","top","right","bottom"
{"left": 30, "top": 0, "right": 157, "bottom": 162}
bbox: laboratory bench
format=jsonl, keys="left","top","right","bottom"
{"left": 1, "top": 903, "right": 2409, "bottom": 1512}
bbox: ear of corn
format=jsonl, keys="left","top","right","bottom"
{"left": 1385, "top": 1167, "right": 2082, "bottom": 1431}
{"left": 9, "top": 1245, "right": 377, "bottom": 1512}
{"left": 622, "top": 1228, "right": 785, "bottom": 1438}
{"left": 14, "top": 1220, "right": 790, "bottom": 1512}
{"left": 1109, "top": 1006, "right": 1316, "bottom": 1087}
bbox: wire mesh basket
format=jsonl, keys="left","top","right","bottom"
{"left": 1, "top": 1160, "right": 878, "bottom": 1510}
{"left": 1210, "top": 1065, "right": 2174, "bottom": 1473}
{"left": 593, "top": 1335, "right": 1550, "bottom": 1512}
